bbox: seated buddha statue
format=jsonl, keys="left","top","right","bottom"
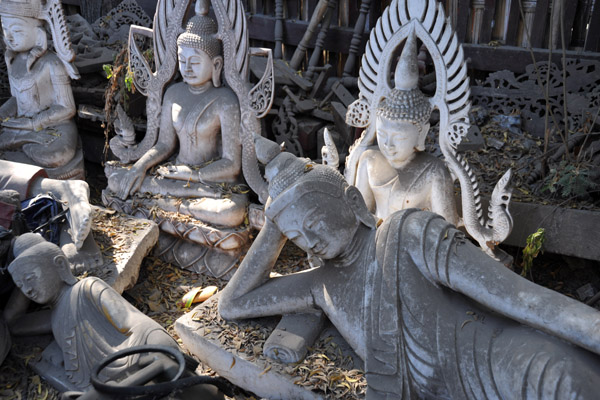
{"left": 354, "top": 31, "right": 459, "bottom": 225}
{"left": 105, "top": 1, "right": 246, "bottom": 231}
{"left": 0, "top": 0, "right": 83, "bottom": 180}
{"left": 219, "top": 147, "right": 600, "bottom": 399}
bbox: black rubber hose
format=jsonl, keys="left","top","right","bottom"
{"left": 90, "top": 345, "right": 235, "bottom": 398}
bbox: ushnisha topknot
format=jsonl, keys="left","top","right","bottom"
{"left": 177, "top": 0, "right": 222, "bottom": 59}
{"left": 376, "top": 26, "right": 432, "bottom": 126}
{"left": 264, "top": 150, "right": 376, "bottom": 229}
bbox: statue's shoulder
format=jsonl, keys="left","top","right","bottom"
{"left": 163, "top": 82, "right": 188, "bottom": 99}
{"left": 37, "top": 52, "right": 66, "bottom": 73}
{"left": 416, "top": 152, "right": 453, "bottom": 178}
{"left": 77, "top": 276, "right": 111, "bottom": 297}
{"left": 213, "top": 85, "right": 239, "bottom": 105}
{"left": 359, "top": 146, "right": 386, "bottom": 165}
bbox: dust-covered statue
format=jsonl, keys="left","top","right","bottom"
{"left": 0, "top": 0, "right": 83, "bottom": 179}
{"left": 219, "top": 139, "right": 600, "bottom": 399}
{"left": 3, "top": 233, "right": 178, "bottom": 391}
{"left": 344, "top": 0, "right": 512, "bottom": 260}
{"left": 104, "top": 0, "right": 274, "bottom": 278}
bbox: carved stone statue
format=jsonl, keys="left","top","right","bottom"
{"left": 354, "top": 30, "right": 458, "bottom": 225}
{"left": 103, "top": 0, "right": 273, "bottom": 277}
{"left": 3, "top": 233, "right": 178, "bottom": 391}
{"left": 219, "top": 142, "right": 600, "bottom": 399}
{"left": 0, "top": 0, "right": 83, "bottom": 180}
{"left": 345, "top": 0, "right": 512, "bottom": 259}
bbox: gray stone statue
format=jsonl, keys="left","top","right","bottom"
{"left": 345, "top": 0, "right": 513, "bottom": 260}
{"left": 104, "top": 0, "right": 274, "bottom": 277}
{"left": 219, "top": 141, "right": 600, "bottom": 399}
{"left": 0, "top": 0, "right": 83, "bottom": 180}
{"left": 3, "top": 233, "right": 177, "bottom": 391}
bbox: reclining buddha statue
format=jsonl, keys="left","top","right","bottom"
{"left": 218, "top": 138, "right": 600, "bottom": 399}
{"left": 0, "top": 0, "right": 83, "bottom": 179}
{"left": 104, "top": 0, "right": 273, "bottom": 277}
{"left": 343, "top": 0, "right": 513, "bottom": 260}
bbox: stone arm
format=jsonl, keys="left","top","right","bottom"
{"left": 2, "top": 288, "right": 52, "bottom": 335}
{"left": 196, "top": 104, "right": 243, "bottom": 183}
{"left": 116, "top": 96, "right": 178, "bottom": 199}
{"left": 31, "top": 69, "right": 77, "bottom": 131}
{"left": 355, "top": 151, "right": 376, "bottom": 214}
{"left": 414, "top": 214, "right": 600, "bottom": 356}
{"left": 219, "top": 219, "right": 320, "bottom": 320}
{"left": 430, "top": 167, "right": 459, "bottom": 226}
{"left": 0, "top": 97, "right": 17, "bottom": 120}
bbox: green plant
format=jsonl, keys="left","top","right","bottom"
{"left": 521, "top": 228, "right": 545, "bottom": 277}
{"left": 541, "top": 160, "right": 598, "bottom": 198}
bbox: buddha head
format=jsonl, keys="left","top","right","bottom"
{"left": 176, "top": 0, "right": 223, "bottom": 88}
{"left": 0, "top": 0, "right": 46, "bottom": 54}
{"left": 376, "top": 28, "right": 432, "bottom": 168}
{"left": 265, "top": 152, "right": 376, "bottom": 260}
{"left": 8, "top": 233, "right": 76, "bottom": 305}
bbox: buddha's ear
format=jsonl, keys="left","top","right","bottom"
{"left": 53, "top": 254, "right": 77, "bottom": 285}
{"left": 345, "top": 186, "right": 377, "bottom": 229}
{"left": 34, "top": 26, "right": 47, "bottom": 51}
{"left": 416, "top": 122, "right": 430, "bottom": 152}
{"left": 212, "top": 56, "right": 223, "bottom": 87}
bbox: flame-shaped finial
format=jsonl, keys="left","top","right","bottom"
{"left": 394, "top": 25, "right": 419, "bottom": 91}
{"left": 196, "top": 0, "right": 210, "bottom": 16}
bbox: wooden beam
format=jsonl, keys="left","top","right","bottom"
{"left": 479, "top": 0, "right": 497, "bottom": 44}
{"left": 455, "top": 0, "right": 471, "bottom": 43}
{"left": 585, "top": 0, "right": 600, "bottom": 51}
{"left": 246, "top": 14, "right": 364, "bottom": 54}
{"left": 463, "top": 43, "right": 600, "bottom": 73}
{"left": 530, "top": 0, "right": 550, "bottom": 48}
{"left": 504, "top": 0, "right": 521, "bottom": 46}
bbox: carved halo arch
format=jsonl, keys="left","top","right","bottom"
{"left": 346, "top": 0, "right": 471, "bottom": 183}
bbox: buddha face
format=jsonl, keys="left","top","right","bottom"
{"left": 1, "top": 16, "right": 41, "bottom": 53}
{"left": 274, "top": 191, "right": 358, "bottom": 260}
{"left": 178, "top": 45, "right": 220, "bottom": 88}
{"left": 376, "top": 117, "right": 421, "bottom": 168}
{"left": 9, "top": 259, "right": 63, "bottom": 304}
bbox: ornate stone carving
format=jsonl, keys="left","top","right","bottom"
{"left": 344, "top": 0, "right": 513, "bottom": 259}
{"left": 218, "top": 146, "right": 600, "bottom": 399}
{"left": 104, "top": 0, "right": 273, "bottom": 276}
{"left": 0, "top": 0, "right": 83, "bottom": 179}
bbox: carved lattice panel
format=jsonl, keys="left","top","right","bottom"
{"left": 471, "top": 59, "right": 600, "bottom": 137}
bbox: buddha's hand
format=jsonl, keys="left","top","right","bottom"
{"left": 117, "top": 166, "right": 145, "bottom": 200}
{"left": 1, "top": 117, "right": 34, "bottom": 131}
{"left": 157, "top": 164, "right": 200, "bottom": 183}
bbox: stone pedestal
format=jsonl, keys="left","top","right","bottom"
{"left": 176, "top": 295, "right": 366, "bottom": 400}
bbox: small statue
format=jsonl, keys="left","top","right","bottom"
{"left": 219, "top": 141, "right": 600, "bottom": 399}
{"left": 345, "top": 0, "right": 513, "bottom": 259}
{"left": 0, "top": 0, "right": 83, "bottom": 180}
{"left": 354, "top": 30, "right": 458, "bottom": 225}
{"left": 3, "top": 233, "right": 178, "bottom": 391}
